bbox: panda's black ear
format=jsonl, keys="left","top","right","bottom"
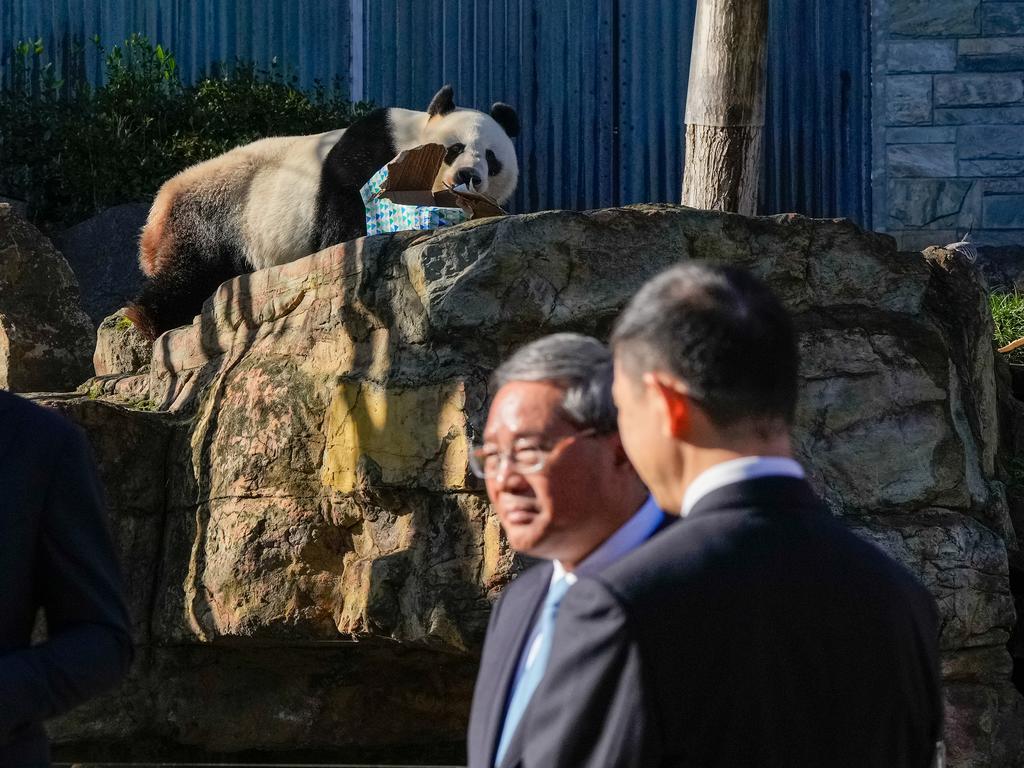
{"left": 490, "top": 102, "right": 519, "bottom": 138}
{"left": 427, "top": 85, "right": 456, "bottom": 117}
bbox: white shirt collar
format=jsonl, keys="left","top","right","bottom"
{"left": 553, "top": 494, "right": 665, "bottom": 586}
{"left": 681, "top": 456, "right": 805, "bottom": 518}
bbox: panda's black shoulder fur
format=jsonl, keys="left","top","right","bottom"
{"left": 312, "top": 107, "right": 397, "bottom": 251}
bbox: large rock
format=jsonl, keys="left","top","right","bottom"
{"left": 39, "top": 205, "right": 1024, "bottom": 765}
{"left": 0, "top": 203, "right": 94, "bottom": 392}
{"left": 94, "top": 308, "right": 152, "bottom": 377}
{"left": 53, "top": 203, "right": 149, "bottom": 326}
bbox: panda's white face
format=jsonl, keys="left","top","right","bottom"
{"left": 420, "top": 108, "right": 519, "bottom": 205}
{"left": 398, "top": 85, "right": 519, "bottom": 205}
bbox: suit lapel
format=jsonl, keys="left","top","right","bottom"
{"left": 484, "top": 561, "right": 552, "bottom": 767}
{"left": 497, "top": 706, "right": 529, "bottom": 768}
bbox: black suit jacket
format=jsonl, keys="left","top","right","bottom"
{"left": 0, "top": 391, "right": 132, "bottom": 767}
{"left": 521, "top": 476, "right": 943, "bottom": 768}
{"left": 467, "top": 512, "right": 674, "bottom": 768}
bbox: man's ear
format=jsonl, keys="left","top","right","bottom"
{"left": 646, "top": 372, "right": 694, "bottom": 440}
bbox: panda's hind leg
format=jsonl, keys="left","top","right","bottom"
{"left": 125, "top": 245, "right": 239, "bottom": 341}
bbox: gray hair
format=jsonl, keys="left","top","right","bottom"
{"left": 491, "top": 333, "right": 617, "bottom": 433}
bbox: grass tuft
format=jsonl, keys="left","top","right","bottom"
{"left": 990, "top": 292, "right": 1024, "bottom": 365}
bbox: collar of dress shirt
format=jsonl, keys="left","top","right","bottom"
{"left": 681, "top": 456, "right": 805, "bottom": 518}
{"left": 552, "top": 494, "right": 665, "bottom": 586}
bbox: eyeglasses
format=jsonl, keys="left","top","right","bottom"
{"left": 468, "top": 428, "right": 599, "bottom": 479}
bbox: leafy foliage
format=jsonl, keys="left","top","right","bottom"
{"left": 0, "top": 34, "right": 373, "bottom": 226}
{"left": 990, "top": 291, "right": 1024, "bottom": 365}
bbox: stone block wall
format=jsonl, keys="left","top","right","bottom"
{"left": 872, "top": 0, "right": 1024, "bottom": 249}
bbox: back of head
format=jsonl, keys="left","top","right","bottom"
{"left": 611, "top": 262, "right": 799, "bottom": 432}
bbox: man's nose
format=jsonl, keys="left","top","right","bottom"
{"left": 493, "top": 454, "right": 525, "bottom": 488}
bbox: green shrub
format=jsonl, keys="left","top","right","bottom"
{"left": 990, "top": 291, "right": 1024, "bottom": 365}
{"left": 0, "top": 34, "right": 373, "bottom": 227}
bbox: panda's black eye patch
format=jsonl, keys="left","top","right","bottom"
{"left": 486, "top": 150, "right": 503, "bottom": 177}
{"left": 444, "top": 143, "right": 466, "bottom": 165}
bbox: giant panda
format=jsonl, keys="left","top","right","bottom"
{"left": 126, "top": 85, "right": 519, "bottom": 340}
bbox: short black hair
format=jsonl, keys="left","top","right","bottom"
{"left": 611, "top": 262, "right": 799, "bottom": 428}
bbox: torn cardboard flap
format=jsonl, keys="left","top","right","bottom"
{"left": 377, "top": 143, "right": 507, "bottom": 219}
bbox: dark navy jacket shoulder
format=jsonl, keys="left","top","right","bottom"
{"left": 0, "top": 391, "right": 132, "bottom": 767}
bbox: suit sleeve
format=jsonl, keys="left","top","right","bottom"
{"left": 0, "top": 420, "right": 133, "bottom": 735}
{"left": 520, "top": 577, "right": 660, "bottom": 768}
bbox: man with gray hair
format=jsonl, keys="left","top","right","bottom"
{"left": 465, "top": 333, "right": 671, "bottom": 768}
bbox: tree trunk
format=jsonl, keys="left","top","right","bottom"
{"left": 681, "top": 0, "right": 769, "bottom": 215}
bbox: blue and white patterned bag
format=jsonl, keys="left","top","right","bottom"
{"left": 359, "top": 165, "right": 468, "bottom": 236}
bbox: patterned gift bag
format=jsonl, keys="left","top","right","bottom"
{"left": 359, "top": 165, "right": 468, "bottom": 235}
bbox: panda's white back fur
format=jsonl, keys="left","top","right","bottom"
{"left": 241, "top": 128, "right": 347, "bottom": 270}
{"left": 143, "top": 128, "right": 349, "bottom": 275}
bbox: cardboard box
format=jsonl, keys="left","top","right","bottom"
{"left": 359, "top": 143, "right": 507, "bottom": 236}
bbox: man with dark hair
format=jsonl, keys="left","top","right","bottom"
{"left": 521, "top": 264, "right": 943, "bottom": 768}
{"left": 0, "top": 390, "right": 132, "bottom": 766}
{"left": 466, "top": 333, "right": 671, "bottom": 768}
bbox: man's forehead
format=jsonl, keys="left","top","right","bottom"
{"left": 484, "top": 380, "right": 569, "bottom": 438}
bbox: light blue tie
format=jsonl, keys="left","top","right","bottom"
{"left": 494, "top": 574, "right": 573, "bottom": 766}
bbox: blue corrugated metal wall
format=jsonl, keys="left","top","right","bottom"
{"left": 0, "top": 0, "right": 869, "bottom": 223}
{"left": 361, "top": 0, "right": 868, "bottom": 221}
{"left": 762, "top": 0, "right": 871, "bottom": 224}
